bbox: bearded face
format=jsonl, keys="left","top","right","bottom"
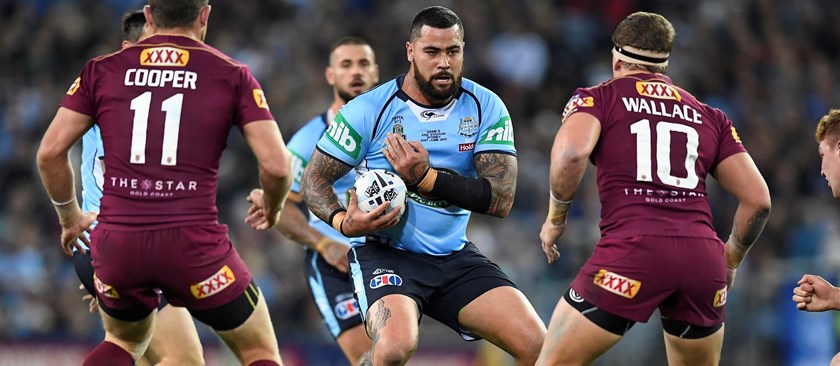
{"left": 413, "top": 66, "right": 462, "bottom": 104}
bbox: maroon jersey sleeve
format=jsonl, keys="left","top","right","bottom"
{"left": 60, "top": 58, "right": 98, "bottom": 116}
{"left": 562, "top": 87, "right": 603, "bottom": 124}
{"left": 235, "top": 66, "right": 273, "bottom": 128}
{"left": 711, "top": 107, "right": 747, "bottom": 169}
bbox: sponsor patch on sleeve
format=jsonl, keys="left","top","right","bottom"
{"left": 478, "top": 116, "right": 514, "bottom": 145}
{"left": 66, "top": 77, "right": 81, "bottom": 95}
{"left": 253, "top": 89, "right": 269, "bottom": 109}
{"left": 562, "top": 94, "right": 595, "bottom": 122}
{"left": 325, "top": 112, "right": 362, "bottom": 159}
{"left": 730, "top": 127, "right": 742, "bottom": 144}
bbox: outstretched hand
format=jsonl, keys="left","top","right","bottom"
{"left": 792, "top": 274, "right": 840, "bottom": 312}
{"left": 60, "top": 211, "right": 97, "bottom": 256}
{"left": 245, "top": 188, "right": 280, "bottom": 230}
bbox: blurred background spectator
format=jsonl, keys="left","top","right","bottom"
{"left": 1, "top": 0, "right": 838, "bottom": 364}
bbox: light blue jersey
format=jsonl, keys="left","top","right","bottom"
{"left": 316, "top": 75, "right": 516, "bottom": 255}
{"left": 288, "top": 112, "right": 360, "bottom": 244}
{"left": 78, "top": 125, "right": 105, "bottom": 250}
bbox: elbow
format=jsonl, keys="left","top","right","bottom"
{"left": 261, "top": 152, "right": 291, "bottom": 180}
{"left": 36, "top": 143, "right": 61, "bottom": 171}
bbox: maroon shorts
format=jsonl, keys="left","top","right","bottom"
{"left": 570, "top": 235, "right": 728, "bottom": 326}
{"left": 90, "top": 223, "right": 252, "bottom": 317}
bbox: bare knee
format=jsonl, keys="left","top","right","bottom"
{"left": 373, "top": 336, "right": 417, "bottom": 365}
{"left": 156, "top": 353, "right": 205, "bottom": 366}
{"left": 510, "top": 331, "right": 544, "bottom": 365}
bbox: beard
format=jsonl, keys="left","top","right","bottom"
{"left": 337, "top": 89, "right": 357, "bottom": 104}
{"left": 413, "top": 67, "right": 462, "bottom": 105}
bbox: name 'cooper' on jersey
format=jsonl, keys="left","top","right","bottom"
{"left": 62, "top": 36, "right": 273, "bottom": 227}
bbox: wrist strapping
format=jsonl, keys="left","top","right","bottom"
{"left": 417, "top": 167, "right": 438, "bottom": 192}
{"left": 547, "top": 191, "right": 572, "bottom": 225}
{"left": 51, "top": 196, "right": 77, "bottom": 207}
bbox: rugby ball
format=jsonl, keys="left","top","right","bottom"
{"left": 354, "top": 169, "right": 407, "bottom": 217}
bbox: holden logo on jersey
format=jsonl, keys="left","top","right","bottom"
{"left": 370, "top": 274, "right": 403, "bottom": 289}
{"left": 635, "top": 81, "right": 681, "bottom": 101}
{"left": 140, "top": 47, "right": 190, "bottom": 67}
{"left": 253, "top": 89, "right": 269, "bottom": 109}
{"left": 191, "top": 265, "right": 236, "bottom": 299}
{"left": 713, "top": 286, "right": 728, "bottom": 307}
{"left": 458, "top": 142, "right": 475, "bottom": 152}
{"left": 478, "top": 116, "right": 514, "bottom": 146}
{"left": 93, "top": 274, "right": 119, "bottom": 299}
{"left": 458, "top": 117, "right": 478, "bottom": 137}
{"left": 334, "top": 298, "right": 361, "bottom": 320}
{"left": 562, "top": 94, "right": 594, "bottom": 122}
{"left": 420, "top": 110, "right": 444, "bottom": 120}
{"left": 66, "top": 77, "right": 81, "bottom": 95}
{"left": 326, "top": 113, "right": 362, "bottom": 159}
{"left": 593, "top": 269, "right": 641, "bottom": 299}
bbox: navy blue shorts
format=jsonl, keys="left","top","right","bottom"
{"left": 349, "top": 240, "right": 515, "bottom": 341}
{"left": 303, "top": 248, "right": 364, "bottom": 339}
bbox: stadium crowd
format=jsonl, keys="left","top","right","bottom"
{"left": 1, "top": 0, "right": 839, "bottom": 364}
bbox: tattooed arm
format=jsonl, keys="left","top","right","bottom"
{"left": 300, "top": 150, "right": 352, "bottom": 223}
{"left": 714, "top": 152, "right": 771, "bottom": 276}
{"left": 474, "top": 152, "right": 517, "bottom": 218}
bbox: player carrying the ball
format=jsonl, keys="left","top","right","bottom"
{"left": 300, "top": 6, "right": 545, "bottom": 366}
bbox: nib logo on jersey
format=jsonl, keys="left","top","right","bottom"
{"left": 594, "top": 269, "right": 641, "bottom": 299}
{"left": 140, "top": 47, "right": 190, "bottom": 67}
{"left": 326, "top": 113, "right": 362, "bottom": 159}
{"left": 191, "top": 265, "right": 236, "bottom": 299}
{"left": 369, "top": 272, "right": 403, "bottom": 289}
{"left": 478, "top": 116, "right": 514, "bottom": 146}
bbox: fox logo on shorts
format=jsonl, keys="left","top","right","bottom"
{"left": 370, "top": 274, "right": 402, "bottom": 289}
{"left": 191, "top": 265, "right": 236, "bottom": 299}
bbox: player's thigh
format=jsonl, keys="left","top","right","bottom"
{"left": 663, "top": 324, "right": 724, "bottom": 366}
{"left": 99, "top": 306, "right": 156, "bottom": 360}
{"left": 536, "top": 297, "right": 622, "bottom": 366}
{"left": 335, "top": 324, "right": 371, "bottom": 364}
{"left": 215, "top": 291, "right": 281, "bottom": 364}
{"left": 458, "top": 286, "right": 545, "bottom": 360}
{"left": 144, "top": 305, "right": 203, "bottom": 366}
{"left": 365, "top": 295, "right": 421, "bottom": 355}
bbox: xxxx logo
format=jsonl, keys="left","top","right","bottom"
{"left": 636, "top": 81, "right": 681, "bottom": 101}
{"left": 593, "top": 269, "right": 641, "bottom": 299}
{"left": 191, "top": 265, "right": 236, "bottom": 299}
{"left": 713, "top": 286, "right": 728, "bottom": 307}
{"left": 140, "top": 47, "right": 190, "bottom": 67}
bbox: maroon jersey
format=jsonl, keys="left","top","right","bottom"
{"left": 61, "top": 35, "right": 273, "bottom": 229}
{"left": 563, "top": 73, "right": 746, "bottom": 239}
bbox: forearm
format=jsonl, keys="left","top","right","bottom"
{"left": 300, "top": 151, "right": 351, "bottom": 226}
{"left": 275, "top": 201, "right": 322, "bottom": 249}
{"left": 725, "top": 203, "right": 770, "bottom": 268}
{"left": 37, "top": 152, "right": 82, "bottom": 222}
{"left": 259, "top": 166, "right": 292, "bottom": 213}
{"left": 418, "top": 153, "right": 516, "bottom": 217}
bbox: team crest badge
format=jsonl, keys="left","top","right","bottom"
{"left": 458, "top": 117, "right": 478, "bottom": 137}
{"left": 392, "top": 116, "right": 405, "bottom": 138}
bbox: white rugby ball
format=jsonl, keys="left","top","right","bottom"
{"left": 354, "top": 169, "right": 407, "bottom": 217}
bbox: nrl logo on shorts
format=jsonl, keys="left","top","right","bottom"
{"left": 458, "top": 117, "right": 478, "bottom": 137}
{"left": 593, "top": 269, "right": 641, "bottom": 299}
{"left": 191, "top": 265, "right": 236, "bottom": 299}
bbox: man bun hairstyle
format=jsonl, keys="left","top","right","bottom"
{"left": 148, "top": 0, "right": 208, "bottom": 29}
{"left": 409, "top": 6, "right": 463, "bottom": 41}
{"left": 611, "top": 12, "right": 675, "bottom": 73}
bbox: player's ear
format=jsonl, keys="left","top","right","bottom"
{"left": 406, "top": 41, "right": 413, "bottom": 63}
{"left": 325, "top": 65, "right": 336, "bottom": 86}
{"left": 143, "top": 5, "right": 155, "bottom": 28}
{"left": 199, "top": 5, "right": 211, "bottom": 26}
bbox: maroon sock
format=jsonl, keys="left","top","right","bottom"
{"left": 83, "top": 341, "right": 134, "bottom": 366}
{"left": 248, "top": 360, "right": 281, "bottom": 366}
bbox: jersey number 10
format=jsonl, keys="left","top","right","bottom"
{"left": 129, "top": 91, "right": 183, "bottom": 166}
{"left": 630, "top": 119, "right": 699, "bottom": 189}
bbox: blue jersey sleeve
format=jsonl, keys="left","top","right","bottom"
{"left": 474, "top": 91, "right": 516, "bottom": 155}
{"left": 316, "top": 101, "right": 372, "bottom": 167}
{"left": 287, "top": 116, "right": 327, "bottom": 193}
